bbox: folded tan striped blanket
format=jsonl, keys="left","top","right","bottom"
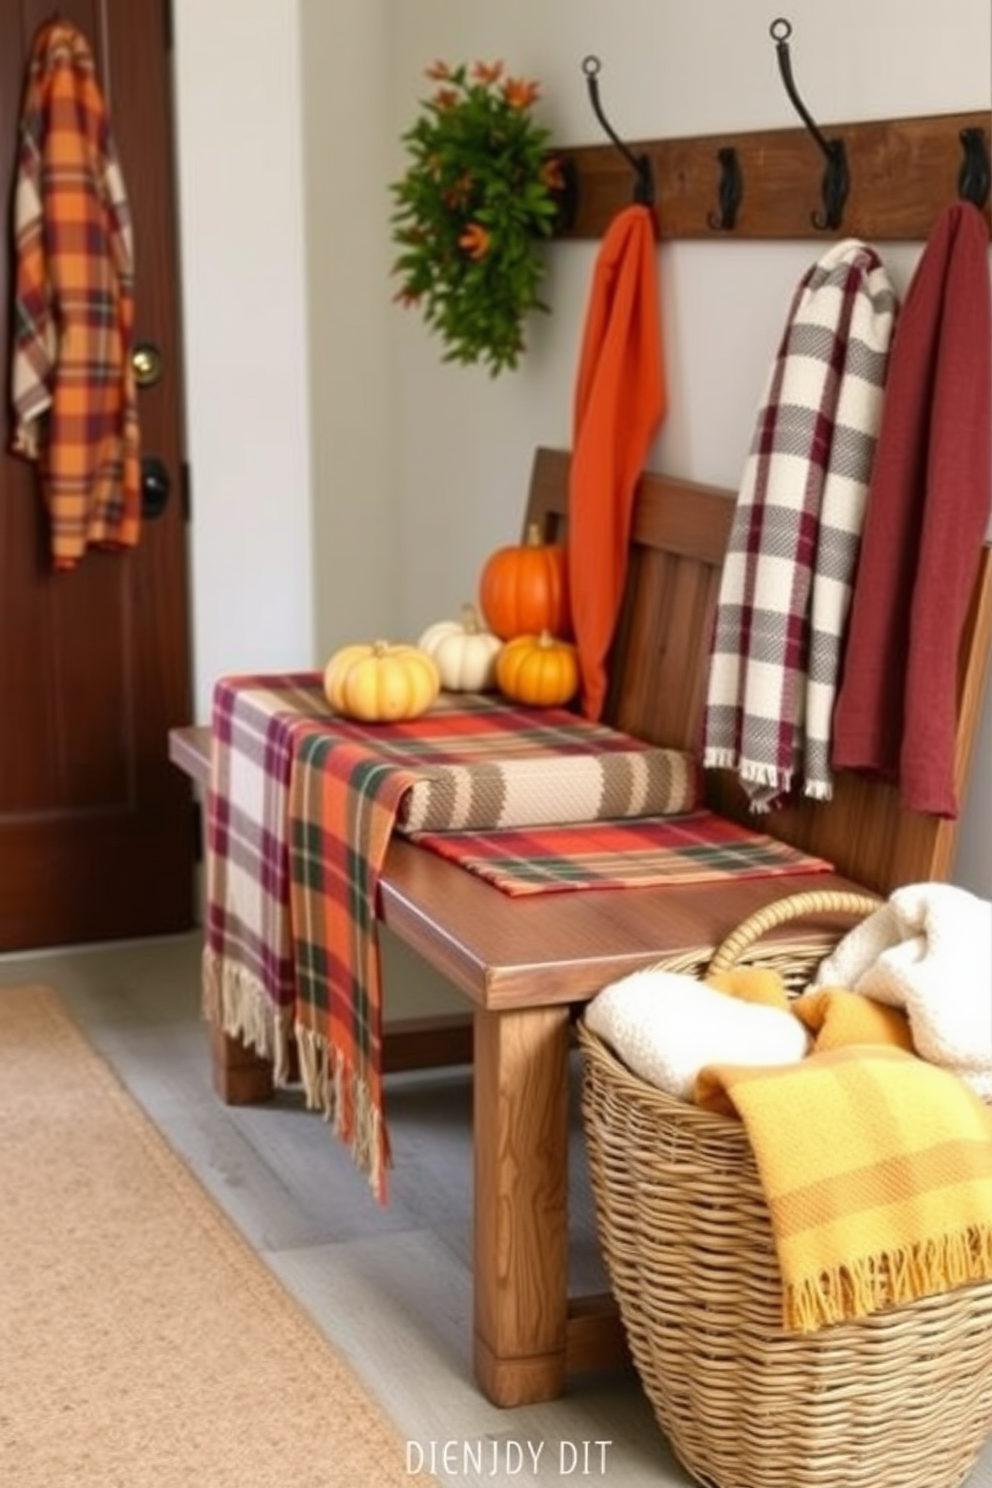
{"left": 397, "top": 744, "right": 698, "bottom": 832}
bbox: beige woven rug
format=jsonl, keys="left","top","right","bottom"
{"left": 0, "top": 984, "right": 433, "bottom": 1488}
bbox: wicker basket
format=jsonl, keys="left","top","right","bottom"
{"left": 578, "top": 889, "right": 992, "bottom": 1488}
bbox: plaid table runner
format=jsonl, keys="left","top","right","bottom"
{"left": 410, "top": 811, "right": 832, "bottom": 895}
{"left": 205, "top": 672, "right": 830, "bottom": 1201}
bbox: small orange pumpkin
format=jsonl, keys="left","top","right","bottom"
{"left": 495, "top": 630, "right": 580, "bottom": 708}
{"left": 479, "top": 523, "right": 571, "bottom": 641}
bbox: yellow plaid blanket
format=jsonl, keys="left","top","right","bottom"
{"left": 696, "top": 1043, "right": 992, "bottom": 1331}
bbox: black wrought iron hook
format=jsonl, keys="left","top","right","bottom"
{"left": 582, "top": 55, "right": 655, "bottom": 207}
{"left": 769, "top": 18, "right": 849, "bottom": 231}
{"left": 959, "top": 127, "right": 991, "bottom": 210}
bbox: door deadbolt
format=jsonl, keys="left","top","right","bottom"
{"left": 132, "top": 341, "right": 164, "bottom": 389}
{"left": 140, "top": 456, "right": 171, "bottom": 518}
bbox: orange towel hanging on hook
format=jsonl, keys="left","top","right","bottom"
{"left": 568, "top": 203, "right": 667, "bottom": 720}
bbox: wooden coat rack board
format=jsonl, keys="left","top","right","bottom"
{"left": 553, "top": 110, "right": 991, "bottom": 243}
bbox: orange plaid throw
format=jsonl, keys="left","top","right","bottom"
{"left": 10, "top": 19, "right": 140, "bottom": 570}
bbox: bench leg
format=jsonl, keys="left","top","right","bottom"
{"left": 209, "top": 1024, "right": 275, "bottom": 1104}
{"left": 472, "top": 1004, "right": 570, "bottom": 1407}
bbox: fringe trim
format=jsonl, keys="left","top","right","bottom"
{"left": 803, "top": 778, "right": 835, "bottom": 802}
{"left": 702, "top": 749, "right": 796, "bottom": 813}
{"left": 736, "top": 760, "right": 792, "bottom": 815}
{"left": 201, "top": 946, "right": 294, "bottom": 1085}
{"left": 785, "top": 1227, "right": 992, "bottom": 1332}
{"left": 295, "top": 1024, "right": 389, "bottom": 1204}
{"left": 702, "top": 747, "right": 738, "bottom": 771}
{"left": 739, "top": 760, "right": 793, "bottom": 793}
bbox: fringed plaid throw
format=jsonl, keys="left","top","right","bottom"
{"left": 206, "top": 675, "right": 832, "bottom": 1199}
{"left": 702, "top": 240, "right": 897, "bottom": 809}
{"left": 204, "top": 674, "right": 328, "bottom": 1084}
{"left": 286, "top": 693, "right": 698, "bottom": 1201}
{"left": 205, "top": 676, "right": 698, "bottom": 1199}
{"left": 289, "top": 733, "right": 413, "bottom": 1202}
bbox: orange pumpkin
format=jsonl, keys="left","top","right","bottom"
{"left": 495, "top": 630, "right": 580, "bottom": 708}
{"left": 479, "top": 523, "right": 571, "bottom": 641}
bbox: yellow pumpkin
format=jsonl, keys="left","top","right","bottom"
{"left": 417, "top": 604, "right": 503, "bottom": 692}
{"left": 323, "top": 640, "right": 440, "bottom": 722}
{"left": 495, "top": 630, "right": 580, "bottom": 708}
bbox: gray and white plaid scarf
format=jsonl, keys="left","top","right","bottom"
{"left": 702, "top": 239, "right": 898, "bottom": 810}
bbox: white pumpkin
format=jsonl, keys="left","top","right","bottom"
{"left": 417, "top": 604, "right": 503, "bottom": 692}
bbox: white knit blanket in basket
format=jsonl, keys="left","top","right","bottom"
{"left": 584, "top": 967, "right": 808, "bottom": 1101}
{"left": 813, "top": 882, "right": 992, "bottom": 1097}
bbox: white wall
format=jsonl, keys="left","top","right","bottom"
{"left": 171, "top": 0, "right": 992, "bottom": 896}
{"left": 298, "top": 0, "right": 400, "bottom": 660}
{"left": 172, "top": 0, "right": 315, "bottom": 722}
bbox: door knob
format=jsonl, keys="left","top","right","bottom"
{"left": 132, "top": 341, "right": 164, "bottom": 389}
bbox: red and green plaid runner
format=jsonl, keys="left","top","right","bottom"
{"left": 410, "top": 811, "right": 833, "bottom": 894}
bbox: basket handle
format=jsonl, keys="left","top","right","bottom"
{"left": 707, "top": 889, "right": 884, "bottom": 975}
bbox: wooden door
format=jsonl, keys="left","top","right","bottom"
{"left": 0, "top": 0, "right": 195, "bottom": 951}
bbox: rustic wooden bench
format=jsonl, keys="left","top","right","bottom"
{"left": 169, "top": 446, "right": 992, "bottom": 1408}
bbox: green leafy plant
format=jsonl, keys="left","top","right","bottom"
{"left": 390, "top": 60, "right": 564, "bottom": 376}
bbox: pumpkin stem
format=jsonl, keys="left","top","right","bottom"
{"left": 459, "top": 603, "right": 480, "bottom": 632}
{"left": 372, "top": 639, "right": 390, "bottom": 656}
{"left": 524, "top": 521, "right": 545, "bottom": 547}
